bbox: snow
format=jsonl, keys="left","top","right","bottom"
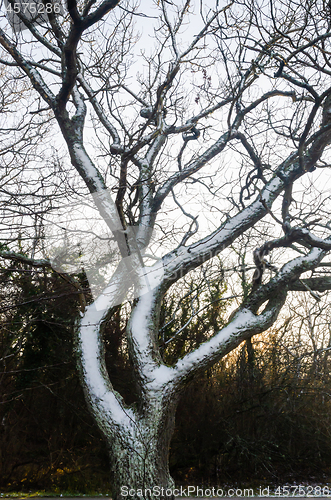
{"left": 145, "top": 133, "right": 167, "bottom": 165}
{"left": 150, "top": 364, "right": 174, "bottom": 387}
{"left": 91, "top": 189, "right": 123, "bottom": 232}
{"left": 79, "top": 302, "right": 135, "bottom": 427}
{"left": 72, "top": 86, "right": 86, "bottom": 116}
{"left": 94, "top": 274, "right": 124, "bottom": 311}
{"left": 279, "top": 246, "right": 323, "bottom": 277}
{"left": 129, "top": 287, "right": 177, "bottom": 389}
{"left": 75, "top": 147, "right": 330, "bottom": 426}
{"left": 162, "top": 167, "right": 299, "bottom": 281}
{"left": 77, "top": 264, "right": 138, "bottom": 427}
{"left": 221, "top": 202, "right": 258, "bottom": 232}
{"left": 301, "top": 229, "right": 331, "bottom": 247}
{"left": 168, "top": 244, "right": 330, "bottom": 381}
{"left": 260, "top": 176, "right": 281, "bottom": 203}
{"left": 29, "top": 66, "right": 56, "bottom": 103}
{"left": 162, "top": 200, "right": 262, "bottom": 277}
{"left": 73, "top": 143, "right": 105, "bottom": 191}
{"left": 130, "top": 290, "right": 155, "bottom": 350}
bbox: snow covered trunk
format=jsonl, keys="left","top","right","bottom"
{"left": 74, "top": 286, "right": 180, "bottom": 500}
{"left": 104, "top": 343, "right": 179, "bottom": 500}
{"left": 108, "top": 406, "right": 177, "bottom": 500}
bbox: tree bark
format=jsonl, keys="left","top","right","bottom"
{"left": 104, "top": 395, "right": 178, "bottom": 500}
{"left": 109, "top": 426, "right": 176, "bottom": 500}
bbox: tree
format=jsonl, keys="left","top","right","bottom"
{"left": 0, "top": 262, "right": 115, "bottom": 493}
{"left": 1, "top": 0, "right": 331, "bottom": 497}
{"left": 171, "top": 298, "right": 331, "bottom": 484}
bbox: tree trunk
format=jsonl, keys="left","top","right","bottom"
{"left": 108, "top": 417, "right": 176, "bottom": 500}
{"left": 75, "top": 296, "right": 180, "bottom": 500}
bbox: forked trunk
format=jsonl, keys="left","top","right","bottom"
{"left": 75, "top": 296, "right": 180, "bottom": 500}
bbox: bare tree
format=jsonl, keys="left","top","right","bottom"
{"left": 1, "top": 0, "right": 331, "bottom": 497}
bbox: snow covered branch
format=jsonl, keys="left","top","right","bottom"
{"left": 170, "top": 243, "right": 329, "bottom": 385}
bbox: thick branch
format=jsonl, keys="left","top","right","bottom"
{"left": 76, "top": 262, "right": 137, "bottom": 435}
{"left": 0, "top": 29, "right": 55, "bottom": 107}
{"left": 170, "top": 244, "right": 328, "bottom": 386}
{"left": 78, "top": 74, "right": 121, "bottom": 148}
{"left": 290, "top": 277, "right": 331, "bottom": 292}
{"left": 57, "top": 0, "right": 120, "bottom": 108}
{"left": 0, "top": 251, "right": 50, "bottom": 267}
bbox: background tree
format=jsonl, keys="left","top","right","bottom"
{"left": 1, "top": 0, "right": 331, "bottom": 498}
{"left": 171, "top": 298, "right": 331, "bottom": 485}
